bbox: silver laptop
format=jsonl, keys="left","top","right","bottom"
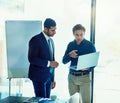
{"left": 70, "top": 52, "right": 100, "bottom": 71}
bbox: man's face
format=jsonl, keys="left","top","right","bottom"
{"left": 73, "top": 29, "right": 85, "bottom": 44}
{"left": 46, "top": 26, "right": 56, "bottom": 37}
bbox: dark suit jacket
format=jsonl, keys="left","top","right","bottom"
{"left": 28, "top": 32, "right": 55, "bottom": 82}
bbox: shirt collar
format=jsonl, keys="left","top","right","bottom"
{"left": 42, "top": 31, "right": 50, "bottom": 42}
{"left": 74, "top": 38, "right": 85, "bottom": 45}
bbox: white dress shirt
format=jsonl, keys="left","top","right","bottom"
{"left": 42, "top": 31, "right": 51, "bottom": 67}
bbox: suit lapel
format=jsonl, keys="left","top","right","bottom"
{"left": 40, "top": 32, "right": 53, "bottom": 60}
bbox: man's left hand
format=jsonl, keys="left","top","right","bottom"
{"left": 52, "top": 81, "right": 56, "bottom": 89}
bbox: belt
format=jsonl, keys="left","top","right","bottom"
{"left": 70, "top": 71, "right": 89, "bottom": 76}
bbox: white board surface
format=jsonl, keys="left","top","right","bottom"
{"left": 5, "top": 20, "right": 42, "bottom": 78}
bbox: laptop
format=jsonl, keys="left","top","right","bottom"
{"left": 70, "top": 52, "right": 100, "bottom": 71}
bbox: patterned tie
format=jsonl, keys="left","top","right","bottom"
{"left": 48, "top": 38, "right": 54, "bottom": 74}
{"left": 48, "top": 38, "right": 53, "bottom": 60}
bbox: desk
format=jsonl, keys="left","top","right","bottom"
{"left": 0, "top": 96, "right": 68, "bottom": 103}
{"left": 0, "top": 96, "right": 29, "bottom": 103}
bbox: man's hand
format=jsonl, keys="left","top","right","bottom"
{"left": 52, "top": 81, "right": 56, "bottom": 89}
{"left": 69, "top": 50, "right": 78, "bottom": 58}
{"left": 81, "top": 68, "right": 88, "bottom": 71}
{"left": 50, "top": 61, "right": 59, "bottom": 68}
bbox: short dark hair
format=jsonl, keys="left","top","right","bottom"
{"left": 72, "top": 24, "right": 86, "bottom": 33}
{"left": 44, "top": 18, "right": 56, "bottom": 28}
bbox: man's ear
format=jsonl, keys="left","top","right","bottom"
{"left": 44, "top": 27, "right": 47, "bottom": 31}
{"left": 44, "top": 27, "right": 49, "bottom": 33}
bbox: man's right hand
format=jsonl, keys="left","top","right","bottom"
{"left": 50, "top": 61, "right": 59, "bottom": 68}
{"left": 69, "top": 50, "right": 78, "bottom": 58}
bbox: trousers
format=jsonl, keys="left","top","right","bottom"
{"left": 32, "top": 79, "right": 52, "bottom": 98}
{"left": 68, "top": 73, "right": 91, "bottom": 103}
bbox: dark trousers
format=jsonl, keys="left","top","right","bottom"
{"left": 32, "top": 79, "right": 52, "bottom": 98}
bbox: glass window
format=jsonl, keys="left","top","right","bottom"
{"left": 0, "top": 0, "right": 120, "bottom": 103}
{"left": 94, "top": 0, "right": 120, "bottom": 102}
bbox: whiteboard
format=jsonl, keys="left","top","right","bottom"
{"left": 5, "top": 20, "right": 42, "bottom": 78}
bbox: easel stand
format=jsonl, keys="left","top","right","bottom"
{"left": 8, "top": 78, "right": 22, "bottom": 97}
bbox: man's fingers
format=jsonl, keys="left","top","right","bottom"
{"left": 74, "top": 50, "right": 78, "bottom": 52}
{"left": 74, "top": 52, "right": 78, "bottom": 56}
{"left": 54, "top": 62, "right": 59, "bottom": 68}
{"left": 73, "top": 50, "right": 78, "bottom": 54}
{"left": 50, "top": 61, "right": 59, "bottom": 68}
{"left": 73, "top": 55, "right": 78, "bottom": 58}
{"left": 75, "top": 56, "right": 78, "bottom": 58}
{"left": 69, "top": 50, "right": 78, "bottom": 58}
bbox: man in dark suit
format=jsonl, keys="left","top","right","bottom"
{"left": 28, "top": 18, "right": 59, "bottom": 98}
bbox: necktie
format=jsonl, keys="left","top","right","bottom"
{"left": 48, "top": 38, "right": 53, "bottom": 61}
{"left": 48, "top": 38, "right": 54, "bottom": 74}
